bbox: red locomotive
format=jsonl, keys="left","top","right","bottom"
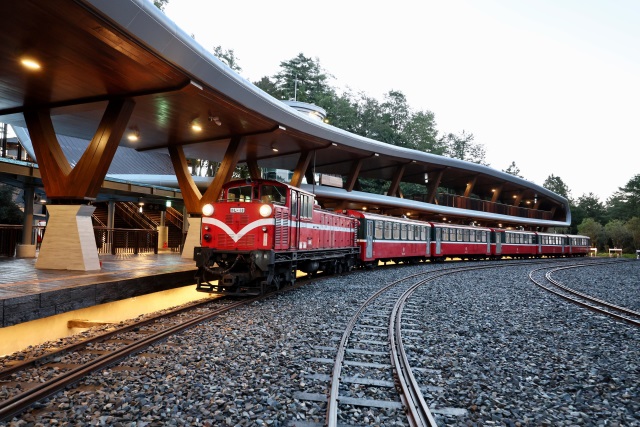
{"left": 194, "top": 179, "right": 359, "bottom": 295}
{"left": 194, "top": 179, "right": 591, "bottom": 295}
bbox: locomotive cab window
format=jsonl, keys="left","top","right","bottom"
{"left": 227, "top": 185, "right": 255, "bottom": 202}
{"left": 260, "top": 184, "right": 286, "bottom": 205}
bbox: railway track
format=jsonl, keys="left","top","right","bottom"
{"left": 0, "top": 292, "right": 275, "bottom": 421}
{"left": 295, "top": 261, "right": 563, "bottom": 426}
{"left": 529, "top": 259, "right": 640, "bottom": 327}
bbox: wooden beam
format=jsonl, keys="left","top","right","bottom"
{"left": 491, "top": 185, "right": 503, "bottom": 203}
{"left": 247, "top": 158, "right": 261, "bottom": 180}
{"left": 290, "top": 150, "right": 313, "bottom": 188}
{"left": 464, "top": 176, "right": 477, "bottom": 198}
{"left": 168, "top": 145, "right": 203, "bottom": 214}
{"left": 345, "top": 159, "right": 363, "bottom": 192}
{"left": 387, "top": 164, "right": 406, "bottom": 197}
{"left": 202, "top": 136, "right": 245, "bottom": 206}
{"left": 24, "top": 98, "right": 134, "bottom": 200}
{"left": 426, "top": 170, "right": 444, "bottom": 204}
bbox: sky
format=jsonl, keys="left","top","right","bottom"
{"left": 164, "top": 0, "right": 640, "bottom": 202}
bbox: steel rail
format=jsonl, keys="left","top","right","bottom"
{"left": 0, "top": 298, "right": 257, "bottom": 422}
{"left": 0, "top": 296, "right": 224, "bottom": 379}
{"left": 389, "top": 278, "right": 439, "bottom": 427}
{"left": 326, "top": 260, "right": 539, "bottom": 427}
{"left": 529, "top": 259, "right": 640, "bottom": 327}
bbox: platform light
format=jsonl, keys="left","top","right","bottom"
{"left": 127, "top": 129, "right": 140, "bottom": 142}
{"left": 191, "top": 122, "right": 202, "bottom": 132}
{"left": 271, "top": 143, "right": 279, "bottom": 152}
{"left": 166, "top": 200, "right": 172, "bottom": 208}
{"left": 20, "top": 57, "right": 41, "bottom": 70}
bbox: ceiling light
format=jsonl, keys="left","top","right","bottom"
{"left": 191, "top": 122, "right": 202, "bottom": 132}
{"left": 271, "top": 143, "right": 278, "bottom": 152}
{"left": 127, "top": 129, "right": 140, "bottom": 142}
{"left": 209, "top": 115, "right": 221, "bottom": 126}
{"left": 20, "top": 57, "right": 41, "bottom": 70}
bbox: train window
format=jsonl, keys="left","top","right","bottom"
{"left": 421, "top": 227, "right": 427, "bottom": 241}
{"left": 456, "top": 229, "right": 462, "bottom": 242}
{"left": 375, "top": 221, "right": 383, "bottom": 239}
{"left": 384, "top": 222, "right": 392, "bottom": 239}
{"left": 260, "top": 185, "right": 286, "bottom": 205}
{"left": 482, "top": 231, "right": 487, "bottom": 243}
{"left": 227, "top": 185, "right": 253, "bottom": 202}
{"left": 290, "top": 191, "right": 298, "bottom": 217}
{"left": 401, "top": 224, "right": 407, "bottom": 240}
{"left": 300, "top": 195, "right": 312, "bottom": 219}
{"left": 408, "top": 225, "right": 414, "bottom": 240}
{"left": 393, "top": 223, "right": 400, "bottom": 240}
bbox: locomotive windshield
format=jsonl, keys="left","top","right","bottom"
{"left": 259, "top": 184, "right": 286, "bottom": 205}
{"left": 226, "top": 185, "right": 256, "bottom": 202}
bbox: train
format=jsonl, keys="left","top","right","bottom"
{"left": 194, "top": 179, "right": 591, "bottom": 295}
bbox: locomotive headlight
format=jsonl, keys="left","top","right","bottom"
{"left": 202, "top": 204, "right": 214, "bottom": 216}
{"left": 259, "top": 204, "right": 272, "bottom": 217}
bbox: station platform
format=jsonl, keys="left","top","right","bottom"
{"left": 0, "top": 253, "right": 198, "bottom": 328}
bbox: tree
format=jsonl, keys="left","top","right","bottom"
{"left": 273, "top": 53, "right": 333, "bottom": 104}
{"left": 606, "top": 174, "right": 640, "bottom": 221}
{"left": 153, "top": 0, "right": 169, "bottom": 11}
{"left": 400, "top": 110, "right": 441, "bottom": 154}
{"left": 626, "top": 217, "right": 640, "bottom": 251}
{"left": 604, "top": 219, "right": 630, "bottom": 249}
{"left": 572, "top": 193, "right": 607, "bottom": 230}
{"left": 0, "top": 184, "right": 23, "bottom": 224}
{"left": 577, "top": 218, "right": 603, "bottom": 249}
{"left": 212, "top": 46, "right": 242, "bottom": 73}
{"left": 543, "top": 174, "right": 570, "bottom": 199}
{"left": 503, "top": 161, "right": 523, "bottom": 178}
{"left": 440, "top": 131, "right": 488, "bottom": 165}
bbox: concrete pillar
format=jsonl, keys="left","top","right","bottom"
{"left": 181, "top": 215, "right": 201, "bottom": 260}
{"left": 36, "top": 205, "right": 100, "bottom": 270}
{"left": 16, "top": 186, "right": 37, "bottom": 258}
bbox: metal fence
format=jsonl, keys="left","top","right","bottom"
{"left": 94, "top": 227, "right": 159, "bottom": 255}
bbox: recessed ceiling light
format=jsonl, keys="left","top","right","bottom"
{"left": 20, "top": 57, "right": 41, "bottom": 70}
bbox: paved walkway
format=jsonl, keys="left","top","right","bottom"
{"left": 0, "top": 252, "right": 198, "bottom": 327}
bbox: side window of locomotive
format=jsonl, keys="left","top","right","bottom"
{"left": 374, "top": 221, "right": 383, "bottom": 239}
{"left": 260, "top": 185, "right": 286, "bottom": 205}
{"left": 290, "top": 191, "right": 298, "bottom": 217}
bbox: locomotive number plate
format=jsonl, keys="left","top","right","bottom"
{"left": 230, "top": 208, "right": 245, "bottom": 213}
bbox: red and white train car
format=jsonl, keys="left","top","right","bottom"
{"left": 430, "top": 222, "right": 493, "bottom": 261}
{"left": 566, "top": 234, "right": 591, "bottom": 256}
{"left": 492, "top": 229, "right": 538, "bottom": 259}
{"left": 195, "top": 179, "right": 359, "bottom": 295}
{"left": 347, "top": 210, "right": 431, "bottom": 267}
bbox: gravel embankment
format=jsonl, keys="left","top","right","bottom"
{"left": 2, "top": 259, "right": 639, "bottom": 426}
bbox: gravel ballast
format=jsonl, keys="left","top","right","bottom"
{"left": 2, "top": 259, "right": 639, "bottom": 426}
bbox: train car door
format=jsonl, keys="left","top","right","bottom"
{"left": 425, "top": 226, "right": 431, "bottom": 257}
{"left": 289, "top": 190, "right": 299, "bottom": 250}
{"left": 435, "top": 226, "right": 442, "bottom": 256}
{"left": 494, "top": 230, "right": 502, "bottom": 255}
{"left": 366, "top": 220, "right": 373, "bottom": 258}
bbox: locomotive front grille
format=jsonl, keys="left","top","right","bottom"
{"left": 218, "top": 234, "right": 255, "bottom": 248}
{"left": 225, "top": 214, "right": 250, "bottom": 225}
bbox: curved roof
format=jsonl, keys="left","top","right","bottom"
{"left": 0, "top": 0, "right": 570, "bottom": 227}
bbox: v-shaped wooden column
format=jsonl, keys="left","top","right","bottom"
{"left": 23, "top": 99, "right": 135, "bottom": 270}
{"left": 169, "top": 136, "right": 245, "bottom": 258}
{"left": 24, "top": 98, "right": 135, "bottom": 200}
